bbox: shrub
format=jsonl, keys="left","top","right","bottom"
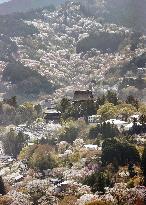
{"left": 86, "top": 201, "right": 111, "bottom": 205}
{"left": 58, "top": 121, "right": 80, "bottom": 144}
{"left": 29, "top": 144, "right": 56, "bottom": 171}
{"left": 59, "top": 195, "right": 77, "bottom": 205}
{"left": 0, "top": 196, "right": 11, "bottom": 205}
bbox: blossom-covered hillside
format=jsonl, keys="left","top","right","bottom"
{"left": 0, "top": 1, "right": 146, "bottom": 102}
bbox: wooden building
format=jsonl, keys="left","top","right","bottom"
{"left": 73, "top": 90, "right": 94, "bottom": 103}
{"left": 44, "top": 109, "right": 61, "bottom": 123}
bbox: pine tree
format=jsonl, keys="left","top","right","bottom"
{"left": 141, "top": 145, "right": 146, "bottom": 185}
{"left": 0, "top": 176, "right": 6, "bottom": 195}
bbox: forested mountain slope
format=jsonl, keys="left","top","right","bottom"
{"left": 0, "top": 1, "right": 146, "bottom": 102}
{"left": 104, "top": 0, "right": 146, "bottom": 32}
{"left": 0, "top": 0, "right": 65, "bottom": 14}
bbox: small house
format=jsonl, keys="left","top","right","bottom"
{"left": 88, "top": 115, "right": 101, "bottom": 124}
{"left": 84, "top": 144, "right": 98, "bottom": 150}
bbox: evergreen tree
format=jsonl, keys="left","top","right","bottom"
{"left": 80, "top": 100, "right": 96, "bottom": 118}
{"left": 58, "top": 98, "right": 71, "bottom": 113}
{"left": 128, "top": 162, "right": 136, "bottom": 178}
{"left": 34, "top": 104, "right": 42, "bottom": 116}
{"left": 106, "top": 90, "right": 118, "bottom": 105}
{"left": 88, "top": 124, "right": 101, "bottom": 139}
{"left": 96, "top": 94, "right": 106, "bottom": 107}
{"left": 0, "top": 176, "right": 6, "bottom": 195}
{"left": 141, "top": 144, "right": 146, "bottom": 185}
{"left": 83, "top": 171, "right": 110, "bottom": 193}
{"left": 126, "top": 95, "right": 139, "bottom": 110}
{"left": 101, "top": 122, "right": 119, "bottom": 139}
{"left": 139, "top": 115, "right": 146, "bottom": 126}
{"left": 2, "top": 130, "right": 28, "bottom": 158}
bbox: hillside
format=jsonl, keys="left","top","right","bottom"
{"left": 0, "top": 0, "right": 64, "bottom": 14}
{"left": 104, "top": 0, "right": 146, "bottom": 32}
{"left": 0, "top": 0, "right": 146, "bottom": 32}
{"left": 0, "top": 1, "right": 146, "bottom": 102}
{"left": 1, "top": 1, "right": 146, "bottom": 204}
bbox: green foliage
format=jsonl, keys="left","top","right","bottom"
{"left": 76, "top": 32, "right": 125, "bottom": 54}
{"left": 0, "top": 176, "right": 6, "bottom": 196}
{"left": 58, "top": 122, "right": 80, "bottom": 144}
{"left": 14, "top": 5, "right": 55, "bottom": 21}
{"left": 97, "top": 103, "right": 118, "bottom": 120}
{"left": 59, "top": 195, "right": 77, "bottom": 205}
{"left": 0, "top": 0, "right": 56, "bottom": 15}
{"left": 58, "top": 99, "right": 96, "bottom": 121}
{"left": 34, "top": 104, "right": 42, "bottom": 117}
{"left": 3, "top": 96, "right": 17, "bottom": 108}
{"left": 101, "top": 139, "right": 140, "bottom": 167}
{"left": 106, "top": 90, "right": 119, "bottom": 105}
{"left": 126, "top": 95, "right": 139, "bottom": 109}
{"left": 16, "top": 102, "right": 37, "bottom": 124}
{"left": 58, "top": 98, "right": 71, "bottom": 113}
{"left": 79, "top": 100, "right": 96, "bottom": 118}
{"left": 141, "top": 144, "right": 146, "bottom": 185}
{"left": 131, "top": 32, "right": 142, "bottom": 50}
{"left": 139, "top": 115, "right": 146, "bottom": 125}
{"left": 96, "top": 95, "right": 106, "bottom": 107}
{"left": 0, "top": 15, "right": 38, "bottom": 37}
{"left": 120, "top": 76, "right": 146, "bottom": 91}
{"left": 30, "top": 152, "right": 55, "bottom": 171}
{"left": 86, "top": 201, "right": 110, "bottom": 205}
{"left": 88, "top": 125, "right": 101, "bottom": 139}
{"left": 29, "top": 144, "right": 56, "bottom": 171}
{"left": 101, "top": 122, "right": 119, "bottom": 139}
{"left": 139, "top": 104, "right": 146, "bottom": 115}
{"left": 0, "top": 99, "right": 42, "bottom": 125}
{"left": 2, "top": 130, "right": 28, "bottom": 158}
{"left": 2, "top": 60, "right": 54, "bottom": 95}
{"left": 83, "top": 171, "right": 110, "bottom": 193}
{"left": 127, "top": 179, "right": 135, "bottom": 188}
{"left": 88, "top": 123, "right": 119, "bottom": 139}
{"left": 128, "top": 163, "right": 136, "bottom": 178}
{"left": 96, "top": 91, "right": 119, "bottom": 108}
{"left": 97, "top": 101, "right": 137, "bottom": 121}
{"left": 119, "top": 53, "right": 146, "bottom": 76}
{"left": 19, "top": 144, "right": 38, "bottom": 161}
{"left": 104, "top": 0, "right": 146, "bottom": 31}
{"left": 0, "top": 35, "right": 17, "bottom": 60}
{"left": 20, "top": 144, "right": 56, "bottom": 171}
{"left": 116, "top": 103, "right": 137, "bottom": 121}
{"left": 0, "top": 103, "right": 16, "bottom": 124}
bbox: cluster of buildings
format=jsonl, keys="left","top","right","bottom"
{"left": 42, "top": 90, "right": 94, "bottom": 123}
{"left": 41, "top": 89, "right": 141, "bottom": 133}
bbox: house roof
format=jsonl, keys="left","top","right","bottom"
{"left": 84, "top": 144, "right": 98, "bottom": 149}
{"left": 73, "top": 90, "right": 93, "bottom": 101}
{"left": 105, "top": 119, "right": 127, "bottom": 125}
{"left": 44, "top": 109, "right": 61, "bottom": 114}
